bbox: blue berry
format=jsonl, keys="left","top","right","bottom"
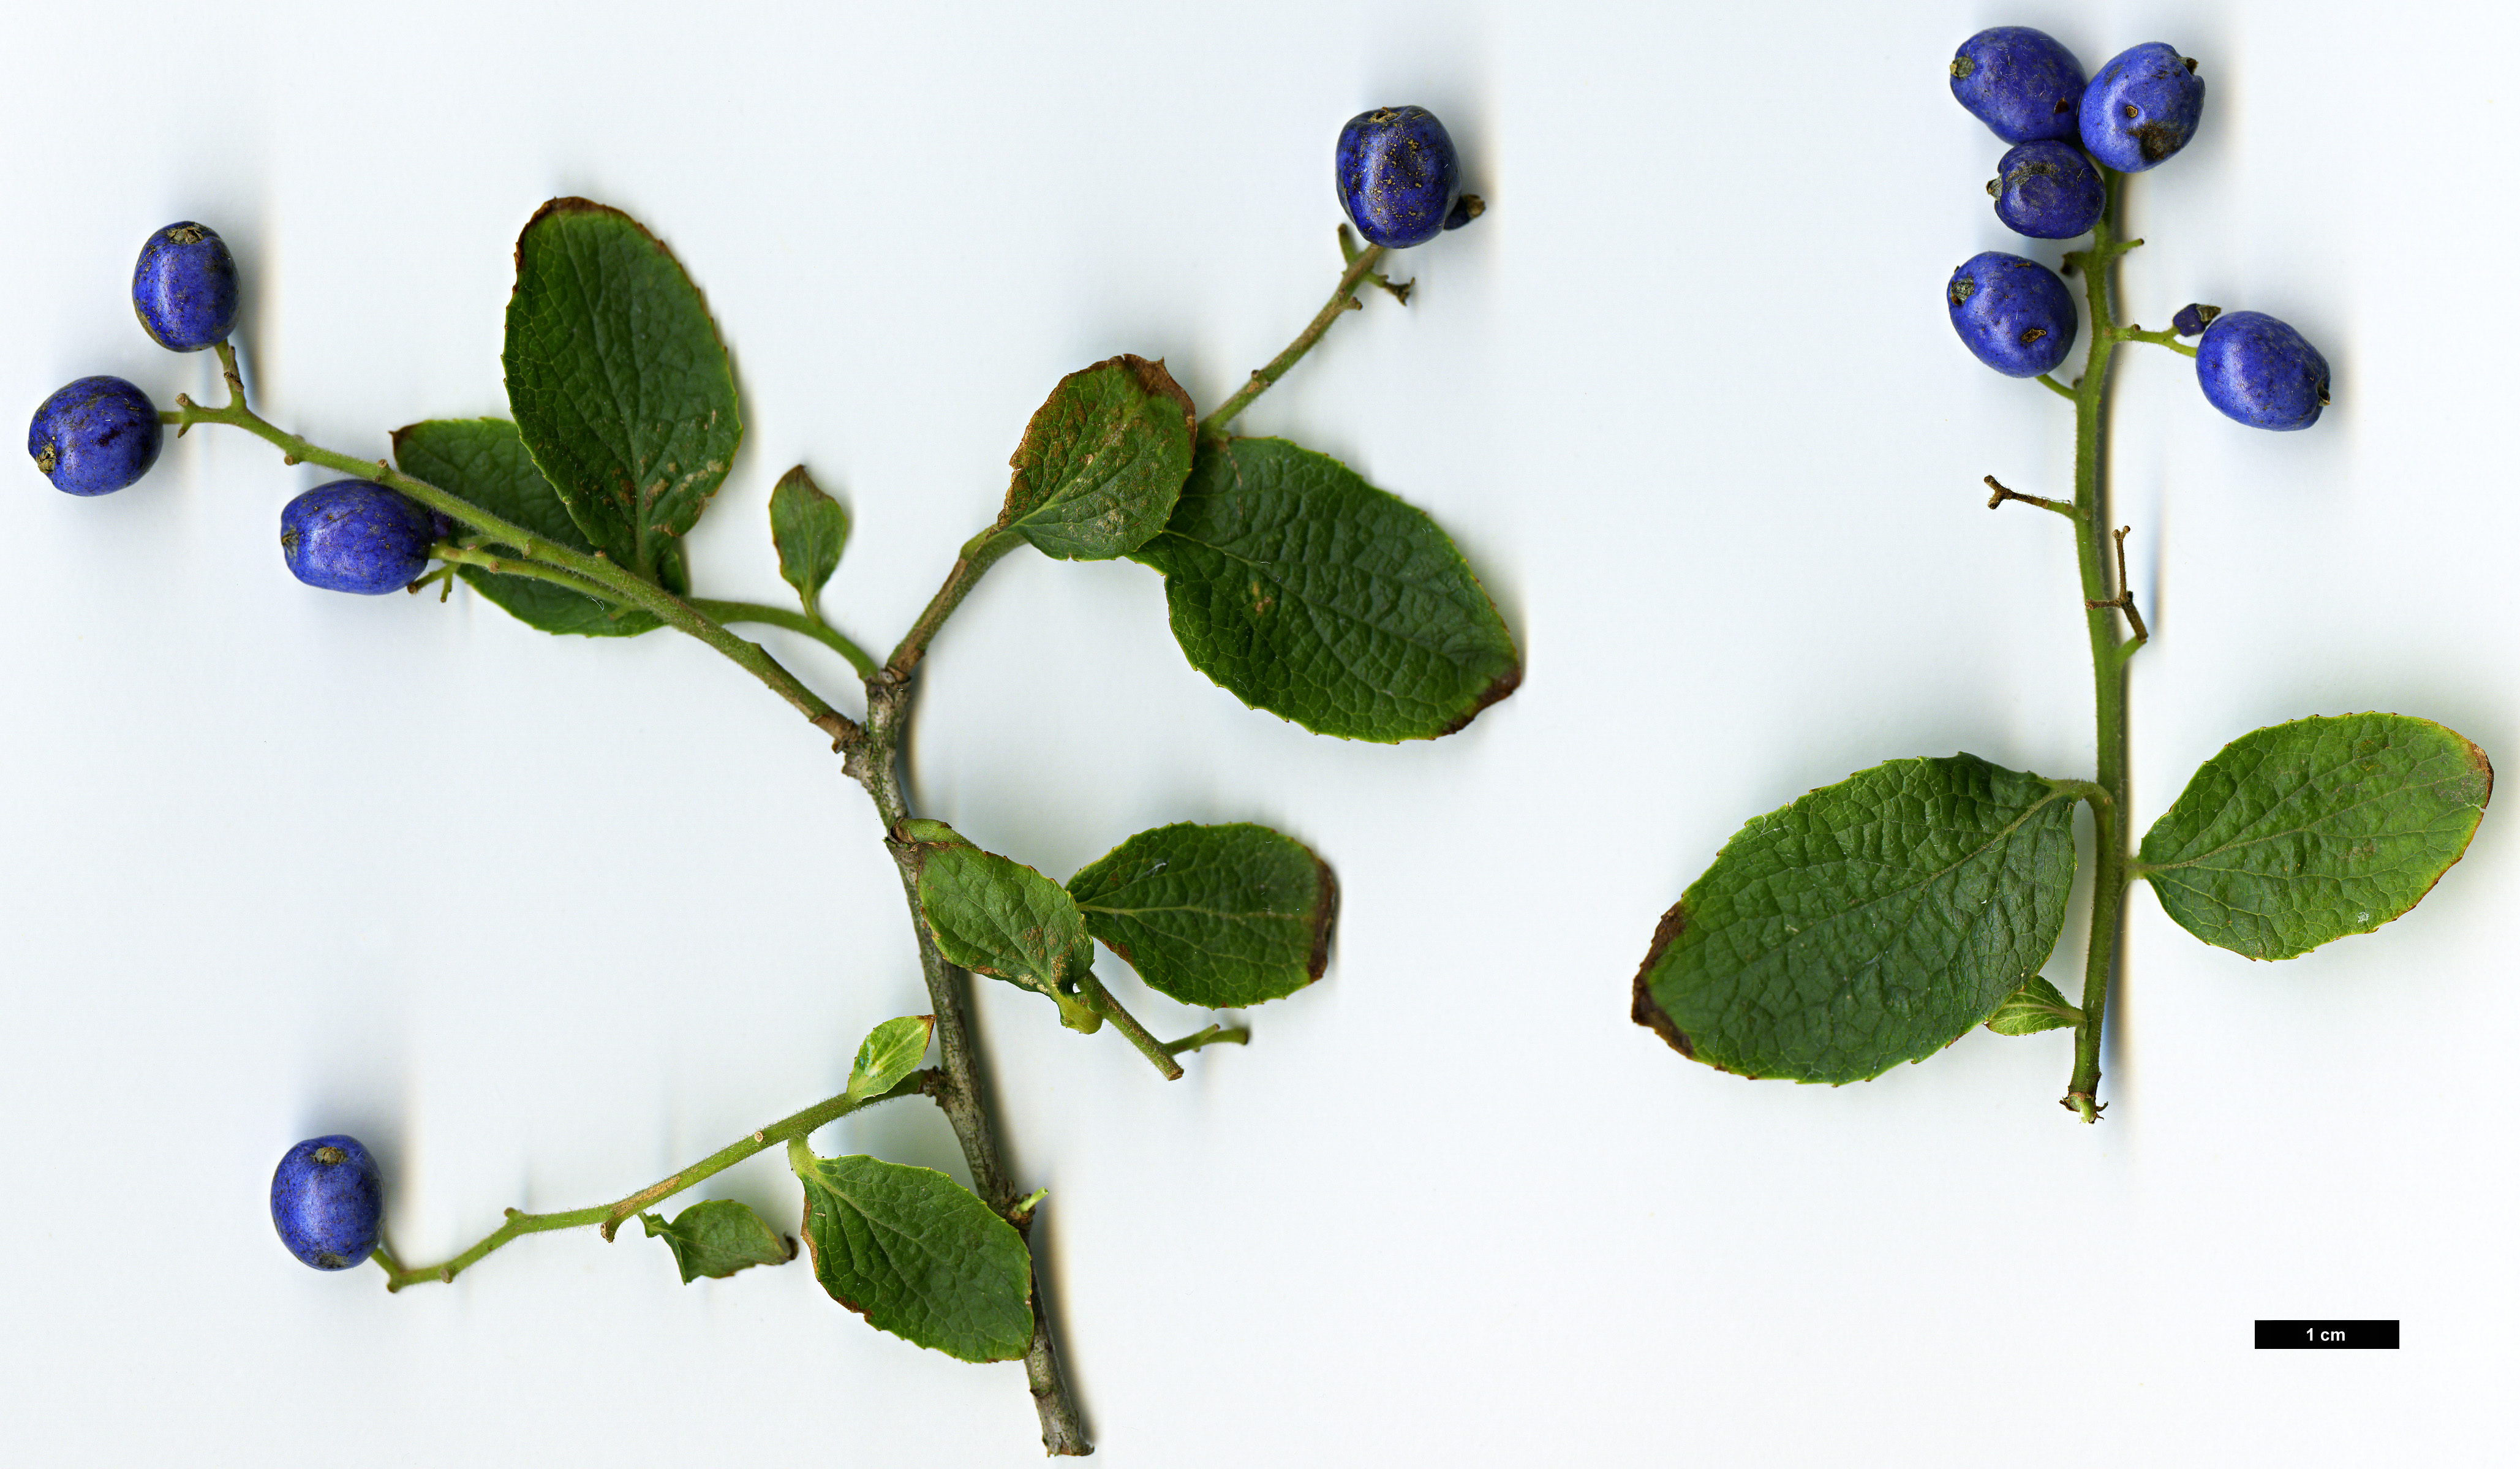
{"left": 132, "top": 222, "right": 240, "bottom": 352}
{"left": 1947, "top": 252, "right": 2078, "bottom": 377}
{"left": 28, "top": 376, "right": 163, "bottom": 496}
{"left": 2079, "top": 43, "right": 2203, "bottom": 172}
{"left": 281, "top": 480, "right": 438, "bottom": 594}
{"left": 270, "top": 1135, "right": 383, "bottom": 1271}
{"left": 1335, "top": 106, "right": 1462, "bottom": 249}
{"left": 1988, "top": 140, "right": 2104, "bottom": 238}
{"left": 1949, "top": 28, "right": 2086, "bottom": 145}
{"left": 2195, "top": 310, "right": 2329, "bottom": 431}
{"left": 2171, "top": 302, "right": 2220, "bottom": 338}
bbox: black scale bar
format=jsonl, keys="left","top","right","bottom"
{"left": 2255, "top": 1320, "right": 2400, "bottom": 1350}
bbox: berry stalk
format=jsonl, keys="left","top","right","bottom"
{"left": 370, "top": 1069, "right": 932, "bottom": 1290}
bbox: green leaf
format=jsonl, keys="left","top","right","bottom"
{"left": 847, "top": 1014, "right": 935, "bottom": 1103}
{"left": 995, "top": 355, "right": 1196, "bottom": 561}
{"left": 2138, "top": 713, "right": 2492, "bottom": 961}
{"left": 1066, "top": 822, "right": 1336, "bottom": 1008}
{"left": 1133, "top": 437, "right": 1520, "bottom": 742}
{"left": 1631, "top": 754, "right": 2081, "bottom": 1084}
{"left": 769, "top": 464, "right": 848, "bottom": 615}
{"left": 638, "top": 1199, "right": 794, "bottom": 1283}
{"left": 900, "top": 822, "right": 1101, "bottom": 1032}
{"left": 502, "top": 197, "right": 741, "bottom": 585}
{"left": 1984, "top": 976, "right": 2082, "bottom": 1036}
{"left": 788, "top": 1142, "right": 1033, "bottom": 1363}
{"left": 390, "top": 417, "right": 661, "bottom": 637}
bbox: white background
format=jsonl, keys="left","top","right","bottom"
{"left": 2, "top": 1, "right": 2511, "bottom": 1463}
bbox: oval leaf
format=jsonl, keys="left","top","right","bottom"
{"left": 2138, "top": 713, "right": 2492, "bottom": 960}
{"left": 847, "top": 1014, "right": 935, "bottom": 1103}
{"left": 391, "top": 417, "right": 661, "bottom": 637}
{"left": 502, "top": 198, "right": 741, "bottom": 584}
{"left": 1984, "top": 976, "right": 2082, "bottom": 1036}
{"left": 1065, "top": 821, "right": 1336, "bottom": 1008}
{"left": 639, "top": 1199, "right": 793, "bottom": 1283}
{"left": 1632, "top": 754, "right": 2081, "bottom": 1084}
{"left": 903, "top": 825, "right": 1100, "bottom": 1031}
{"left": 788, "top": 1144, "right": 1033, "bottom": 1363}
{"left": 769, "top": 464, "right": 848, "bottom": 613}
{"left": 998, "top": 355, "right": 1195, "bottom": 561}
{"left": 1133, "top": 437, "right": 1520, "bottom": 742}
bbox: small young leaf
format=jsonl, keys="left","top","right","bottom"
{"left": 847, "top": 1014, "right": 935, "bottom": 1103}
{"left": 390, "top": 418, "right": 661, "bottom": 637}
{"left": 996, "top": 355, "right": 1196, "bottom": 561}
{"left": 1066, "top": 822, "right": 1336, "bottom": 1008}
{"left": 769, "top": 464, "right": 848, "bottom": 615}
{"left": 502, "top": 198, "right": 741, "bottom": 586}
{"left": 904, "top": 826, "right": 1101, "bottom": 1032}
{"left": 1133, "top": 437, "right": 1520, "bottom": 741}
{"left": 1984, "top": 976, "right": 2082, "bottom": 1036}
{"left": 638, "top": 1199, "right": 794, "bottom": 1283}
{"left": 788, "top": 1143, "right": 1033, "bottom": 1363}
{"left": 2138, "top": 713, "right": 2492, "bottom": 960}
{"left": 1632, "top": 754, "right": 2081, "bottom": 1084}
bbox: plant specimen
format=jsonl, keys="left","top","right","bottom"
{"left": 28, "top": 110, "right": 1509, "bottom": 1454}
{"left": 1630, "top": 30, "right": 2489, "bottom": 1121}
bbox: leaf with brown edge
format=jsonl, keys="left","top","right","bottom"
{"left": 787, "top": 1142, "right": 1032, "bottom": 1363}
{"left": 2138, "top": 713, "right": 2492, "bottom": 960}
{"left": 1632, "top": 754, "right": 2080, "bottom": 1084}
{"left": 997, "top": 354, "right": 1196, "bottom": 561}
{"left": 1066, "top": 821, "right": 1337, "bottom": 1008}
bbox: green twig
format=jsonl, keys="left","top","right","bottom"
{"left": 372, "top": 1070, "right": 933, "bottom": 1291}
{"left": 1164, "top": 1024, "right": 1250, "bottom": 1057}
{"left": 1077, "top": 972, "right": 1185, "bottom": 1081}
{"left": 692, "top": 599, "right": 880, "bottom": 680}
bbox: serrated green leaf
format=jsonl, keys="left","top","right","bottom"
{"left": 502, "top": 198, "right": 741, "bottom": 585}
{"left": 847, "top": 1014, "right": 935, "bottom": 1103}
{"left": 1066, "top": 822, "right": 1335, "bottom": 1008}
{"left": 903, "top": 825, "right": 1101, "bottom": 1032}
{"left": 2138, "top": 714, "right": 2492, "bottom": 961}
{"left": 769, "top": 464, "right": 848, "bottom": 614}
{"left": 1632, "top": 754, "right": 2081, "bottom": 1084}
{"left": 1132, "top": 437, "right": 1520, "bottom": 742}
{"left": 1984, "top": 976, "right": 2081, "bottom": 1036}
{"left": 788, "top": 1143, "right": 1033, "bottom": 1363}
{"left": 996, "top": 355, "right": 1196, "bottom": 561}
{"left": 390, "top": 417, "right": 661, "bottom": 637}
{"left": 638, "top": 1199, "right": 794, "bottom": 1283}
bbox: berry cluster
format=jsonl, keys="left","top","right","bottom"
{"left": 1945, "top": 28, "right": 2331, "bottom": 430}
{"left": 27, "top": 225, "right": 443, "bottom": 588}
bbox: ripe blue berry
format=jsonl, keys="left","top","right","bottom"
{"left": 1335, "top": 106, "right": 1462, "bottom": 249}
{"left": 270, "top": 1135, "right": 383, "bottom": 1271}
{"left": 1947, "top": 252, "right": 2078, "bottom": 377}
{"left": 2195, "top": 310, "right": 2329, "bottom": 431}
{"left": 281, "top": 480, "right": 438, "bottom": 594}
{"left": 132, "top": 222, "right": 240, "bottom": 353}
{"left": 28, "top": 376, "right": 163, "bottom": 496}
{"left": 1949, "top": 28, "right": 2086, "bottom": 145}
{"left": 1988, "top": 140, "right": 2105, "bottom": 239}
{"left": 2079, "top": 43, "right": 2203, "bottom": 172}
